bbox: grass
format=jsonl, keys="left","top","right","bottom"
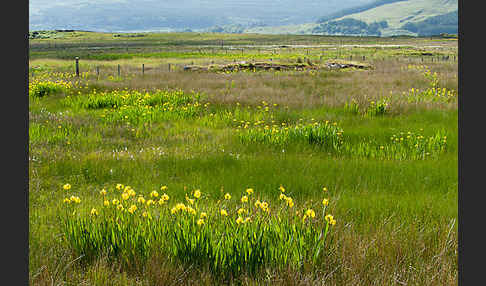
{"left": 29, "top": 32, "right": 457, "bottom": 285}
{"left": 60, "top": 185, "right": 336, "bottom": 281}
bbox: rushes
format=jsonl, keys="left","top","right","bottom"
{"left": 238, "top": 119, "right": 344, "bottom": 151}
{"left": 340, "top": 130, "right": 448, "bottom": 160}
{"left": 237, "top": 118, "right": 447, "bottom": 160}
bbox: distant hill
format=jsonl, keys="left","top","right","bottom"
{"left": 311, "top": 0, "right": 458, "bottom": 36}
{"left": 29, "top": 0, "right": 457, "bottom": 37}
{"left": 29, "top": 0, "right": 374, "bottom": 32}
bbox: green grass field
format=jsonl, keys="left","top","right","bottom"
{"left": 28, "top": 31, "right": 457, "bottom": 285}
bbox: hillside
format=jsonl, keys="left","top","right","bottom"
{"left": 29, "top": 0, "right": 374, "bottom": 32}
{"left": 311, "top": 0, "right": 458, "bottom": 36}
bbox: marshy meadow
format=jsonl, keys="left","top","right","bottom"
{"left": 28, "top": 31, "right": 458, "bottom": 285}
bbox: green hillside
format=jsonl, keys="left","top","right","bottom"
{"left": 311, "top": 0, "right": 457, "bottom": 36}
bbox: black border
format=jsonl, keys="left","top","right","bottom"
{"left": 11, "top": 0, "right": 29, "bottom": 283}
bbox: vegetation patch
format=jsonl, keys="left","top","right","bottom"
{"left": 61, "top": 184, "right": 336, "bottom": 279}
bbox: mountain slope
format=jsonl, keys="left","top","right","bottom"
{"left": 311, "top": 0, "right": 457, "bottom": 36}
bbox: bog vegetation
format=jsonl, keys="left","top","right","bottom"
{"left": 29, "top": 31, "right": 457, "bottom": 285}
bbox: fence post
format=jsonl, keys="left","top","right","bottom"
{"left": 142, "top": 64, "right": 144, "bottom": 76}
{"left": 96, "top": 66, "right": 99, "bottom": 79}
{"left": 75, "top": 57, "right": 80, "bottom": 77}
{"left": 117, "top": 64, "right": 121, "bottom": 77}
{"left": 168, "top": 63, "right": 171, "bottom": 72}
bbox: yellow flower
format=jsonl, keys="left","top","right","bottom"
{"left": 244, "top": 217, "right": 251, "bottom": 223}
{"left": 161, "top": 193, "right": 169, "bottom": 201}
{"left": 137, "top": 196, "right": 146, "bottom": 204}
{"left": 186, "top": 206, "right": 196, "bottom": 215}
{"left": 63, "top": 183, "right": 71, "bottom": 190}
{"left": 286, "top": 197, "right": 294, "bottom": 208}
{"left": 171, "top": 203, "right": 186, "bottom": 214}
{"left": 128, "top": 205, "right": 137, "bottom": 214}
{"left": 150, "top": 190, "right": 159, "bottom": 198}
{"left": 99, "top": 189, "right": 107, "bottom": 196}
{"left": 160, "top": 185, "right": 168, "bottom": 191}
{"left": 305, "top": 209, "right": 316, "bottom": 218}
{"left": 220, "top": 209, "right": 228, "bottom": 216}
{"left": 176, "top": 203, "right": 186, "bottom": 211}
{"left": 237, "top": 208, "right": 246, "bottom": 215}
{"left": 186, "top": 195, "right": 194, "bottom": 205}
{"left": 330, "top": 218, "right": 336, "bottom": 225}
{"left": 322, "top": 198, "right": 329, "bottom": 207}
{"left": 279, "top": 193, "right": 287, "bottom": 200}
{"left": 117, "top": 204, "right": 124, "bottom": 211}
{"left": 116, "top": 183, "right": 124, "bottom": 190}
{"left": 142, "top": 211, "right": 150, "bottom": 218}
{"left": 197, "top": 218, "right": 205, "bottom": 226}
{"left": 236, "top": 216, "right": 244, "bottom": 224}
{"left": 193, "top": 189, "right": 201, "bottom": 199}
{"left": 246, "top": 188, "right": 254, "bottom": 195}
{"left": 146, "top": 199, "right": 155, "bottom": 206}
{"left": 128, "top": 188, "right": 136, "bottom": 197}
{"left": 123, "top": 186, "right": 132, "bottom": 192}
{"left": 323, "top": 187, "right": 328, "bottom": 192}
{"left": 278, "top": 185, "right": 285, "bottom": 192}
{"left": 103, "top": 200, "right": 110, "bottom": 207}
{"left": 325, "top": 214, "right": 334, "bottom": 223}
{"left": 63, "top": 198, "right": 71, "bottom": 204}
{"left": 254, "top": 200, "right": 262, "bottom": 208}
{"left": 241, "top": 195, "right": 248, "bottom": 203}
{"left": 112, "top": 198, "right": 120, "bottom": 205}
{"left": 121, "top": 192, "right": 130, "bottom": 200}
{"left": 200, "top": 212, "right": 208, "bottom": 219}
{"left": 70, "top": 196, "right": 81, "bottom": 204}
{"left": 224, "top": 193, "right": 231, "bottom": 200}
{"left": 302, "top": 214, "right": 308, "bottom": 223}
{"left": 90, "top": 208, "right": 98, "bottom": 216}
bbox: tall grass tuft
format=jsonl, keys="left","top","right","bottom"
{"left": 60, "top": 185, "right": 336, "bottom": 280}
{"left": 237, "top": 120, "right": 344, "bottom": 151}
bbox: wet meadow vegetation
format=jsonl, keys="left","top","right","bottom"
{"left": 29, "top": 32, "right": 457, "bottom": 285}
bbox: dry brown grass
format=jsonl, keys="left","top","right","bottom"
{"left": 79, "top": 58, "right": 456, "bottom": 115}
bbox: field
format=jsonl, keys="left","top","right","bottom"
{"left": 28, "top": 31, "right": 458, "bottom": 285}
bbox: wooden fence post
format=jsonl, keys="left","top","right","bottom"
{"left": 75, "top": 57, "right": 80, "bottom": 77}
{"left": 96, "top": 66, "right": 100, "bottom": 79}
{"left": 168, "top": 63, "right": 171, "bottom": 72}
{"left": 117, "top": 64, "right": 121, "bottom": 77}
{"left": 142, "top": 64, "right": 144, "bottom": 76}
